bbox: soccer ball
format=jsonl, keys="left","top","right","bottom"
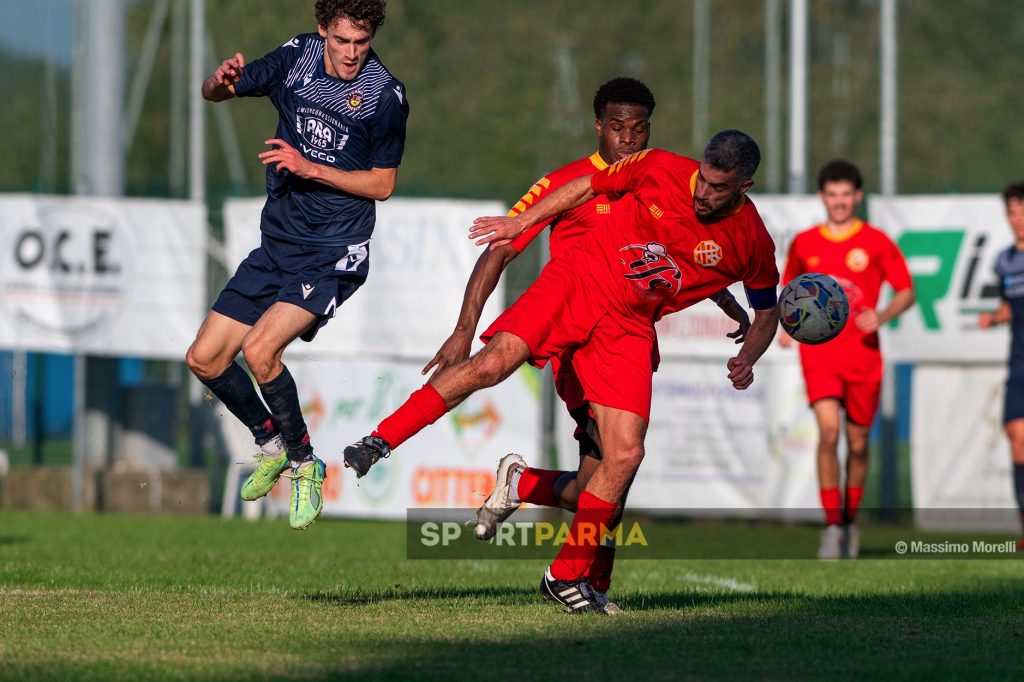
{"left": 779, "top": 273, "right": 849, "bottom": 345}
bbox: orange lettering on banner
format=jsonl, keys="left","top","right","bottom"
{"left": 413, "top": 467, "right": 496, "bottom": 507}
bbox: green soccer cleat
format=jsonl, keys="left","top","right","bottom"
{"left": 240, "top": 451, "right": 290, "bottom": 501}
{"left": 284, "top": 457, "right": 327, "bottom": 530}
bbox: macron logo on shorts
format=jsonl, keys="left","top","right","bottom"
{"left": 302, "top": 283, "right": 315, "bottom": 299}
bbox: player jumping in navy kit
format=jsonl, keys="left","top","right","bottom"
{"left": 185, "top": 0, "right": 408, "bottom": 529}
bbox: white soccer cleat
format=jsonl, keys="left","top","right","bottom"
{"left": 474, "top": 453, "right": 526, "bottom": 540}
{"left": 817, "top": 524, "right": 843, "bottom": 560}
{"left": 843, "top": 523, "right": 860, "bottom": 559}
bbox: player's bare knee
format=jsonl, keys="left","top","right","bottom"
{"left": 606, "top": 444, "right": 645, "bottom": 473}
{"left": 818, "top": 425, "right": 841, "bottom": 451}
{"left": 185, "top": 344, "right": 219, "bottom": 381}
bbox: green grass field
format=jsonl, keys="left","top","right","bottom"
{"left": 1, "top": 511, "right": 1021, "bottom": 681}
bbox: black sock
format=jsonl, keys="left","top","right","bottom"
{"left": 201, "top": 362, "right": 276, "bottom": 444}
{"left": 259, "top": 365, "right": 313, "bottom": 462}
{"left": 1014, "top": 463, "right": 1024, "bottom": 518}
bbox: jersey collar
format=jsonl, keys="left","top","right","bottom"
{"left": 589, "top": 152, "right": 609, "bottom": 171}
{"left": 817, "top": 220, "right": 863, "bottom": 242}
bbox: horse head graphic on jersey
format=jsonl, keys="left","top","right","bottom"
{"left": 619, "top": 241, "right": 683, "bottom": 293}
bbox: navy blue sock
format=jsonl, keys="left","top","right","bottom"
{"left": 1014, "top": 463, "right": 1024, "bottom": 516}
{"left": 201, "top": 362, "right": 276, "bottom": 444}
{"left": 258, "top": 366, "right": 313, "bottom": 462}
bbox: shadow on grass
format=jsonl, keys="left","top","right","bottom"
{"left": 0, "top": 536, "right": 28, "bottom": 545}
{"left": 287, "top": 586, "right": 1024, "bottom": 681}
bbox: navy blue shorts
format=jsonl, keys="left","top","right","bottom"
{"left": 1005, "top": 374, "right": 1024, "bottom": 424}
{"left": 213, "top": 234, "right": 369, "bottom": 342}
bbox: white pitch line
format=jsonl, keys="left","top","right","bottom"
{"left": 680, "top": 571, "right": 757, "bottom": 593}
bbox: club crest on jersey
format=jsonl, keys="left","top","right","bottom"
{"left": 346, "top": 89, "right": 364, "bottom": 110}
{"left": 693, "top": 240, "right": 722, "bottom": 267}
{"left": 846, "top": 247, "right": 870, "bottom": 272}
{"left": 619, "top": 242, "right": 682, "bottom": 294}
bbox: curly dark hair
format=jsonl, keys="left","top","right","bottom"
{"left": 315, "top": 0, "right": 386, "bottom": 34}
{"left": 593, "top": 77, "right": 656, "bottom": 119}
{"left": 817, "top": 159, "right": 863, "bottom": 191}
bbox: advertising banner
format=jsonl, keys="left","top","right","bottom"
{"left": 556, "top": 358, "right": 821, "bottom": 519}
{"left": 0, "top": 194, "right": 206, "bottom": 359}
{"left": 218, "top": 356, "right": 542, "bottom": 520}
{"left": 910, "top": 365, "right": 1019, "bottom": 531}
{"left": 224, "top": 197, "right": 507, "bottom": 360}
{"left": 870, "top": 195, "right": 1009, "bottom": 363}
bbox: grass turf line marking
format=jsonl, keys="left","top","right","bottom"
{"left": 680, "top": 572, "right": 757, "bottom": 593}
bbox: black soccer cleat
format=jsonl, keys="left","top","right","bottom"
{"left": 539, "top": 568, "right": 606, "bottom": 615}
{"left": 343, "top": 435, "right": 391, "bottom": 478}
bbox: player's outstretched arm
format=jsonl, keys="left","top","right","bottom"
{"left": 258, "top": 139, "right": 397, "bottom": 201}
{"left": 855, "top": 287, "right": 915, "bottom": 334}
{"left": 726, "top": 306, "right": 779, "bottom": 390}
{"left": 710, "top": 289, "right": 751, "bottom": 344}
{"left": 202, "top": 53, "right": 245, "bottom": 102}
{"left": 469, "top": 175, "right": 596, "bottom": 247}
{"left": 423, "top": 244, "right": 519, "bottom": 375}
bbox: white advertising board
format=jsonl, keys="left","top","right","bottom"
{"left": 0, "top": 194, "right": 206, "bottom": 359}
{"left": 869, "top": 195, "right": 1010, "bottom": 363}
{"left": 556, "top": 358, "right": 821, "bottom": 519}
{"left": 218, "top": 357, "right": 541, "bottom": 519}
{"left": 911, "top": 364, "right": 1020, "bottom": 531}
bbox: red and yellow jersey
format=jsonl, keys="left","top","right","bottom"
{"left": 507, "top": 152, "right": 618, "bottom": 256}
{"left": 784, "top": 220, "right": 912, "bottom": 373}
{"left": 574, "top": 148, "right": 779, "bottom": 335}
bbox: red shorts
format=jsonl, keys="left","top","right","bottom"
{"left": 803, "top": 368, "right": 880, "bottom": 426}
{"left": 481, "top": 255, "right": 655, "bottom": 421}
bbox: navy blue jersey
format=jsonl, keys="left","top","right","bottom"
{"left": 995, "top": 245, "right": 1024, "bottom": 370}
{"left": 234, "top": 34, "right": 409, "bottom": 246}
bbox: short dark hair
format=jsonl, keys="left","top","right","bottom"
{"left": 315, "top": 0, "right": 386, "bottom": 34}
{"left": 817, "top": 159, "right": 862, "bottom": 191}
{"left": 1003, "top": 180, "right": 1024, "bottom": 204}
{"left": 593, "top": 77, "right": 656, "bottom": 119}
{"left": 702, "top": 129, "right": 760, "bottom": 181}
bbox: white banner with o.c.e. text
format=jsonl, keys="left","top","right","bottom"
{"left": 0, "top": 194, "right": 206, "bottom": 359}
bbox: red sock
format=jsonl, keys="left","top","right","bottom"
{"left": 588, "top": 543, "right": 616, "bottom": 592}
{"left": 844, "top": 486, "right": 864, "bottom": 523}
{"left": 549, "top": 491, "right": 618, "bottom": 581}
{"left": 516, "top": 468, "right": 561, "bottom": 507}
{"left": 373, "top": 385, "right": 448, "bottom": 449}
{"left": 820, "top": 487, "right": 842, "bottom": 526}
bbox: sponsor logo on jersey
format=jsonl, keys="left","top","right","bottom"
{"left": 846, "top": 247, "right": 870, "bottom": 272}
{"left": 619, "top": 241, "right": 683, "bottom": 294}
{"left": 693, "top": 240, "right": 722, "bottom": 267}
